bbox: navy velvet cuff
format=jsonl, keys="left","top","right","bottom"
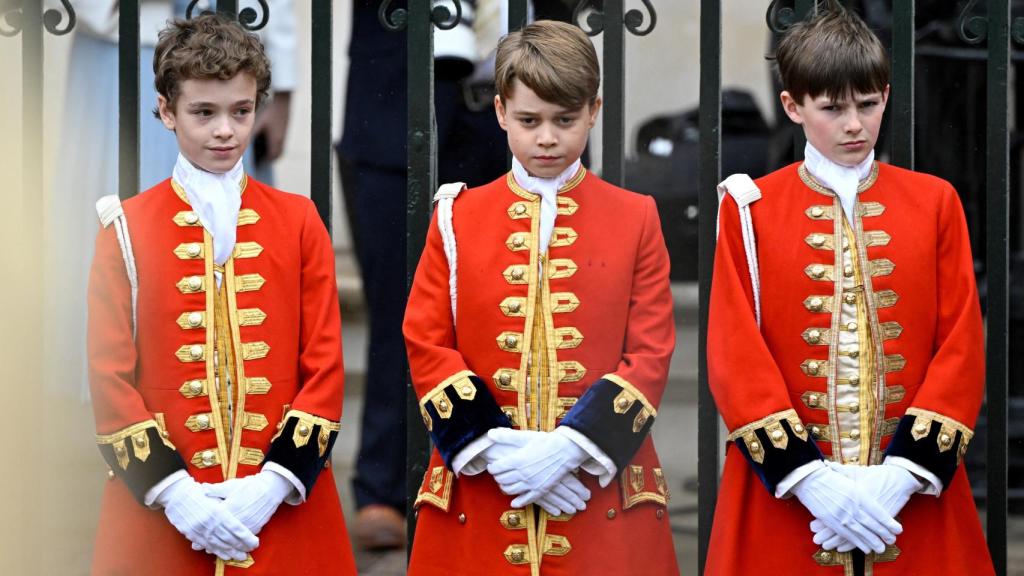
{"left": 885, "top": 415, "right": 964, "bottom": 489}
{"left": 424, "top": 375, "right": 511, "bottom": 469}
{"left": 736, "top": 419, "right": 822, "bottom": 493}
{"left": 559, "top": 378, "right": 654, "bottom": 471}
{"left": 98, "top": 427, "right": 186, "bottom": 505}
{"left": 265, "top": 416, "right": 339, "bottom": 495}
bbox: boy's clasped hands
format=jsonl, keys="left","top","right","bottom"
{"left": 154, "top": 469, "right": 296, "bottom": 561}
{"left": 790, "top": 460, "right": 923, "bottom": 554}
{"left": 477, "top": 427, "right": 603, "bottom": 517}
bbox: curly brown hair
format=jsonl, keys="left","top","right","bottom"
{"left": 152, "top": 13, "right": 271, "bottom": 118}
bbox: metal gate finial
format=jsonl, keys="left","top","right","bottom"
{"left": 0, "top": 0, "right": 76, "bottom": 37}
{"left": 573, "top": 0, "right": 657, "bottom": 37}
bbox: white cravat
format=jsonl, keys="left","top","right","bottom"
{"left": 802, "top": 142, "right": 874, "bottom": 224}
{"left": 172, "top": 154, "right": 244, "bottom": 274}
{"left": 510, "top": 157, "right": 582, "bottom": 253}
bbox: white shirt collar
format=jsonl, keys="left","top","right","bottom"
{"left": 510, "top": 157, "right": 581, "bottom": 254}
{"left": 802, "top": 142, "right": 874, "bottom": 224}
{"left": 172, "top": 153, "right": 245, "bottom": 267}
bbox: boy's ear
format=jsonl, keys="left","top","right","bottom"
{"left": 494, "top": 94, "right": 509, "bottom": 131}
{"left": 587, "top": 96, "right": 603, "bottom": 127}
{"left": 157, "top": 95, "right": 176, "bottom": 131}
{"left": 779, "top": 90, "right": 804, "bottom": 125}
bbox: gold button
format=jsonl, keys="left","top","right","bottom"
{"left": 461, "top": 384, "right": 472, "bottom": 395}
{"left": 616, "top": 397, "right": 630, "bottom": 410}
{"left": 503, "top": 409, "right": 515, "bottom": 421}
{"left": 808, "top": 394, "right": 819, "bottom": 407}
{"left": 510, "top": 549, "right": 524, "bottom": 563}
{"left": 850, "top": 429, "right": 861, "bottom": 440}
{"left": 606, "top": 509, "right": 616, "bottom": 519}
{"left": 201, "top": 450, "right": 215, "bottom": 465}
{"left": 807, "top": 329, "right": 821, "bottom": 344}
{"left": 189, "top": 380, "right": 203, "bottom": 394}
{"left": 512, "top": 235, "right": 525, "bottom": 247}
{"left": 915, "top": 423, "right": 928, "bottom": 434}
{"left": 438, "top": 399, "right": 449, "bottom": 412}
{"left": 807, "top": 361, "right": 820, "bottom": 375}
{"left": 844, "top": 293, "right": 857, "bottom": 304}
{"left": 189, "top": 345, "right": 203, "bottom": 360}
{"left": 794, "top": 424, "right": 805, "bottom": 434}
{"left": 771, "top": 429, "right": 784, "bottom": 441}
{"left": 940, "top": 433, "right": 952, "bottom": 446}
{"left": 187, "top": 312, "right": 202, "bottom": 327}
{"left": 811, "top": 265, "right": 826, "bottom": 278}
{"left": 847, "top": 321, "right": 858, "bottom": 331}
{"left": 508, "top": 513, "right": 520, "bottom": 527}
{"left": 187, "top": 276, "right": 202, "bottom": 291}
{"left": 811, "top": 234, "right": 826, "bottom": 246}
{"left": 849, "top": 348, "right": 860, "bottom": 359}
{"left": 505, "top": 335, "right": 518, "bottom": 349}
{"left": 636, "top": 414, "right": 648, "bottom": 428}
{"left": 187, "top": 243, "right": 202, "bottom": 258}
{"left": 811, "top": 206, "right": 824, "bottom": 218}
{"left": 134, "top": 435, "right": 146, "bottom": 447}
{"left": 821, "top": 552, "right": 833, "bottom": 563}
{"left": 656, "top": 509, "right": 664, "bottom": 520}
{"left": 499, "top": 373, "right": 512, "bottom": 386}
{"left": 848, "top": 374, "right": 860, "bottom": 386}
{"left": 811, "top": 426, "right": 822, "bottom": 438}
{"left": 511, "top": 267, "right": 525, "bottom": 280}
{"left": 508, "top": 301, "right": 521, "bottom": 313}
{"left": 298, "top": 424, "right": 310, "bottom": 437}
{"left": 844, "top": 264, "right": 854, "bottom": 277}
{"left": 458, "top": 513, "right": 466, "bottom": 524}
{"left": 809, "top": 297, "right": 824, "bottom": 311}
{"left": 196, "top": 414, "right": 210, "bottom": 429}
{"left": 749, "top": 441, "right": 761, "bottom": 453}
{"left": 161, "top": 430, "right": 169, "bottom": 439}
{"left": 849, "top": 402, "right": 860, "bottom": 414}
{"left": 515, "top": 204, "right": 526, "bottom": 215}
{"left": 184, "top": 211, "right": 199, "bottom": 225}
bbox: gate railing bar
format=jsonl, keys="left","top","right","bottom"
{"left": 311, "top": 0, "right": 332, "bottom": 232}
{"left": 986, "top": 1, "right": 1010, "bottom": 573}
{"left": 402, "top": 0, "right": 440, "bottom": 550}
{"left": 509, "top": 0, "right": 528, "bottom": 33}
{"left": 600, "top": 0, "right": 625, "bottom": 186}
{"left": 119, "top": 0, "right": 140, "bottom": 200}
{"left": 696, "top": 0, "right": 721, "bottom": 572}
{"left": 217, "top": 0, "right": 238, "bottom": 17}
{"left": 890, "top": 0, "right": 914, "bottom": 170}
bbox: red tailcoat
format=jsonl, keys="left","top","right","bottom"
{"left": 705, "top": 162, "right": 993, "bottom": 575}
{"left": 404, "top": 170, "right": 679, "bottom": 575}
{"left": 88, "top": 178, "right": 355, "bottom": 575}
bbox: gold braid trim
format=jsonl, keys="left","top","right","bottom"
{"left": 905, "top": 407, "right": 974, "bottom": 458}
{"left": 95, "top": 419, "right": 175, "bottom": 470}
{"left": 603, "top": 374, "right": 658, "bottom": 417}
{"left": 725, "top": 409, "right": 810, "bottom": 464}
{"left": 270, "top": 409, "right": 341, "bottom": 458}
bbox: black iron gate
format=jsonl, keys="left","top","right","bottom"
{"left": 2, "top": 0, "right": 1017, "bottom": 573}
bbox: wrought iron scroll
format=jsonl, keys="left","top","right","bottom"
{"left": 573, "top": 0, "right": 657, "bottom": 37}
{"left": 378, "top": 0, "right": 463, "bottom": 32}
{"left": 0, "top": 1, "right": 76, "bottom": 37}
{"left": 238, "top": 0, "right": 269, "bottom": 31}
{"left": 957, "top": 0, "right": 987, "bottom": 45}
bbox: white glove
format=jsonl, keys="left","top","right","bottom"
{"left": 156, "top": 475, "right": 258, "bottom": 561}
{"left": 487, "top": 427, "right": 592, "bottom": 516}
{"left": 204, "top": 470, "right": 295, "bottom": 536}
{"left": 790, "top": 463, "right": 902, "bottom": 554}
{"left": 811, "top": 463, "right": 922, "bottom": 552}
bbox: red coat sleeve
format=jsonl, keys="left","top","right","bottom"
{"left": 265, "top": 199, "right": 347, "bottom": 494}
{"left": 885, "top": 185, "right": 984, "bottom": 488}
{"left": 708, "top": 194, "right": 821, "bottom": 491}
{"left": 88, "top": 221, "right": 185, "bottom": 503}
{"left": 403, "top": 210, "right": 510, "bottom": 467}
{"left": 560, "top": 196, "right": 677, "bottom": 470}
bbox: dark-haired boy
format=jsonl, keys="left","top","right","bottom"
{"left": 706, "top": 5, "right": 994, "bottom": 575}
{"left": 87, "top": 15, "right": 356, "bottom": 574}
{"left": 404, "top": 19, "right": 679, "bottom": 575}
